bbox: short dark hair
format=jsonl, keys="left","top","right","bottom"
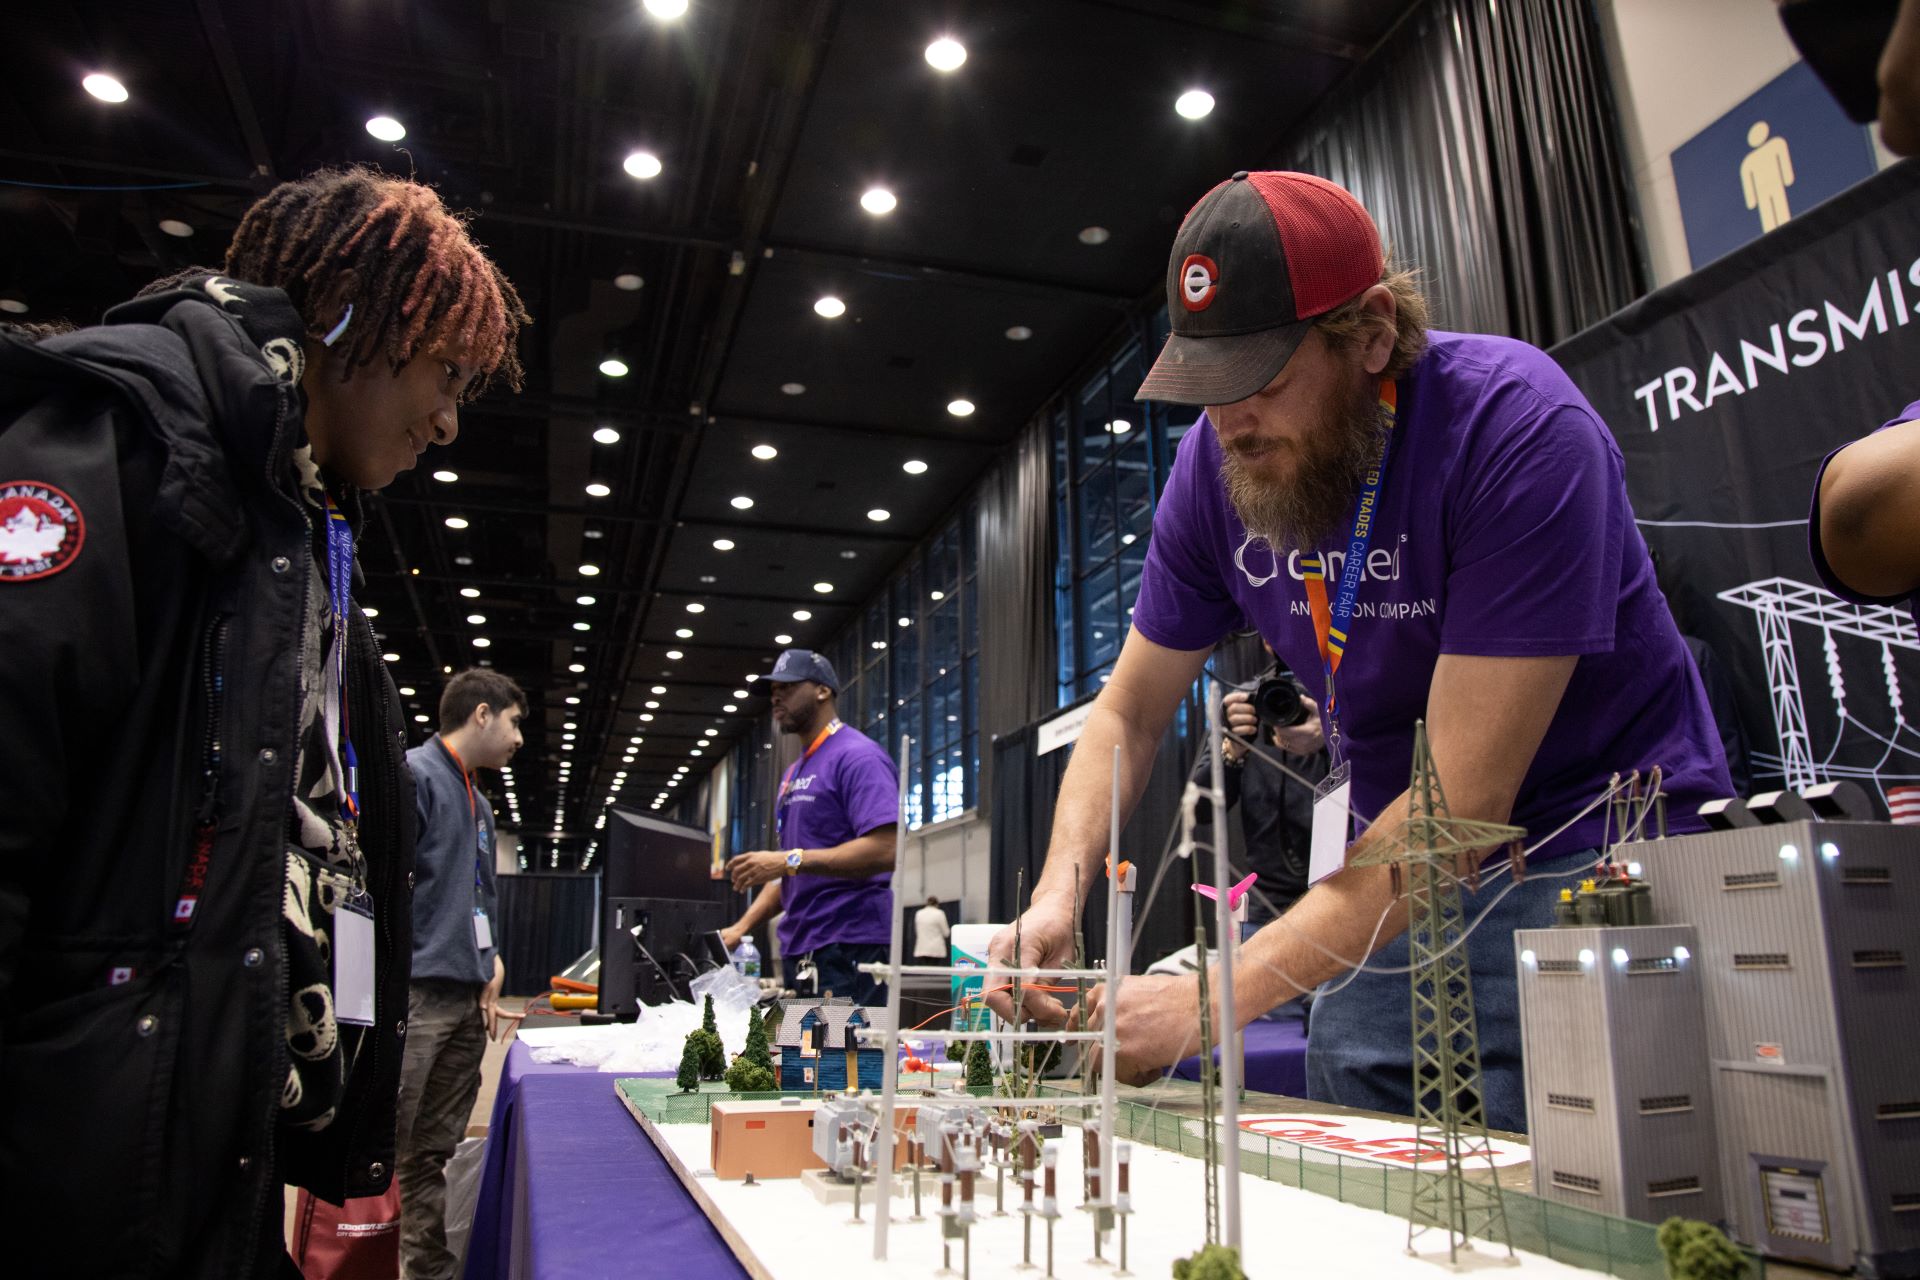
{"left": 926, "top": 895, "right": 940, "bottom": 907}
{"left": 439, "top": 669, "right": 528, "bottom": 734}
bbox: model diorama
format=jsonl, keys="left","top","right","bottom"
{"left": 628, "top": 685, "right": 1920, "bottom": 1280}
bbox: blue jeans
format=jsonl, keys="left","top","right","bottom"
{"left": 808, "top": 942, "right": 888, "bottom": 1005}
{"left": 1304, "top": 851, "right": 1594, "bottom": 1134}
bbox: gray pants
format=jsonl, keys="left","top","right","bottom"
{"left": 396, "top": 979, "right": 486, "bottom": 1280}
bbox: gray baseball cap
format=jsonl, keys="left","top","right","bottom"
{"left": 767, "top": 648, "right": 839, "bottom": 691}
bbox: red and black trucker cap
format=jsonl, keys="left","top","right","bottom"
{"left": 1135, "top": 170, "right": 1383, "bottom": 406}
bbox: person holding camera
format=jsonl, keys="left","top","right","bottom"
{"left": 1196, "top": 663, "right": 1330, "bottom": 1028}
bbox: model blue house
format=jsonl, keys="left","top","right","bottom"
{"left": 773, "top": 997, "right": 892, "bottom": 1092}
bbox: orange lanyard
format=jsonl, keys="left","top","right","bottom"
{"left": 778, "top": 719, "right": 842, "bottom": 802}
{"left": 440, "top": 737, "right": 477, "bottom": 824}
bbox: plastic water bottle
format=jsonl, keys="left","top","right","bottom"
{"left": 734, "top": 935, "right": 761, "bottom": 979}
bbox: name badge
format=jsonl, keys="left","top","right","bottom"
{"left": 473, "top": 907, "right": 493, "bottom": 951}
{"left": 1309, "top": 762, "right": 1353, "bottom": 885}
{"left": 335, "top": 894, "right": 376, "bottom": 1027}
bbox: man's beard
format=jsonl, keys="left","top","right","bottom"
{"left": 1220, "top": 378, "right": 1388, "bottom": 554}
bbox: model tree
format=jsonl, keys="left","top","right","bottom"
{"left": 965, "top": 1038, "right": 994, "bottom": 1088}
{"left": 725, "top": 1004, "right": 779, "bottom": 1093}
{"left": 675, "top": 1033, "right": 703, "bottom": 1094}
{"left": 1657, "top": 1218, "right": 1749, "bottom": 1280}
{"left": 693, "top": 994, "right": 727, "bottom": 1078}
{"left": 1172, "top": 1244, "right": 1245, "bottom": 1280}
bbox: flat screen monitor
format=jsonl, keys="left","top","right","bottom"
{"left": 603, "top": 806, "right": 719, "bottom": 902}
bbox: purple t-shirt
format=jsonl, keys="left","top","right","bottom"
{"left": 1133, "top": 331, "right": 1730, "bottom": 860}
{"left": 1808, "top": 399, "right": 1920, "bottom": 630}
{"left": 773, "top": 722, "right": 899, "bottom": 958}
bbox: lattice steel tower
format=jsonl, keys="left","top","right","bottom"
{"left": 1350, "top": 721, "right": 1524, "bottom": 1264}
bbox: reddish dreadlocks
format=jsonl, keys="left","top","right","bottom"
{"left": 225, "top": 167, "right": 528, "bottom": 400}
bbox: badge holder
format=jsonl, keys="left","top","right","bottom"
{"left": 335, "top": 890, "right": 377, "bottom": 1027}
{"left": 1309, "top": 761, "right": 1353, "bottom": 885}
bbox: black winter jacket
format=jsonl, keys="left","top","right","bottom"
{"left": 0, "top": 281, "right": 414, "bottom": 1276}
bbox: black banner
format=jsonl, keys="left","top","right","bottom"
{"left": 1552, "top": 161, "right": 1920, "bottom": 809}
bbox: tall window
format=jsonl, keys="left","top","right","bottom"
{"left": 823, "top": 500, "right": 981, "bottom": 831}
{"left": 1054, "top": 311, "right": 1191, "bottom": 704}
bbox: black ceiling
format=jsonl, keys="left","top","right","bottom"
{"left": 3, "top": 0, "right": 1420, "bottom": 863}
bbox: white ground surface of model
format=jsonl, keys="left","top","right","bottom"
{"left": 654, "top": 1122, "right": 1607, "bottom": 1279}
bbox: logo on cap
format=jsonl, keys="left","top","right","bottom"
{"left": 1180, "top": 254, "right": 1219, "bottom": 312}
{"left": 0, "top": 481, "right": 85, "bottom": 582}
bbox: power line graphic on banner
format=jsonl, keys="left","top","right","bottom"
{"left": 1717, "top": 577, "right": 1919, "bottom": 805}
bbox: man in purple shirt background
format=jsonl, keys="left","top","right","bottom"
{"left": 724, "top": 649, "right": 899, "bottom": 1005}
{"left": 987, "top": 170, "right": 1730, "bottom": 1133}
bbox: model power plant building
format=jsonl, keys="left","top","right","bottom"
{"left": 1517, "top": 784, "right": 1919, "bottom": 1278}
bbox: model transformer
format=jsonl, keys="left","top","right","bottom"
{"left": 1518, "top": 781, "right": 1920, "bottom": 1278}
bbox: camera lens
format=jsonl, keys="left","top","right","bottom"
{"left": 1253, "top": 673, "right": 1309, "bottom": 728}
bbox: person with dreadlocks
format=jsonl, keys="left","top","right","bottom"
{"left": 0, "top": 167, "right": 526, "bottom": 1277}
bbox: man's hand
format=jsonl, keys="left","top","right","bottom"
{"left": 729, "top": 851, "right": 788, "bottom": 890}
{"left": 1271, "top": 694, "right": 1326, "bottom": 756}
{"left": 1079, "top": 972, "right": 1204, "bottom": 1087}
{"left": 719, "top": 924, "right": 746, "bottom": 952}
{"left": 982, "top": 891, "right": 1078, "bottom": 1028}
{"left": 481, "top": 953, "right": 518, "bottom": 1042}
{"left": 1221, "top": 691, "right": 1257, "bottom": 763}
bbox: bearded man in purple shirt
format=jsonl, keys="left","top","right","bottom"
{"left": 724, "top": 649, "right": 900, "bottom": 1005}
{"left": 987, "top": 171, "right": 1730, "bottom": 1133}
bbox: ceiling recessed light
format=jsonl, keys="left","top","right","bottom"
{"left": 1079, "top": 226, "right": 1111, "bottom": 246}
{"left": 454, "top": 556, "right": 473, "bottom": 566}
{"left": 599, "top": 356, "right": 630, "bottom": 377}
{"left": 592, "top": 426, "right": 621, "bottom": 445}
{"left": 730, "top": 496, "right": 754, "bottom": 510}
{"left": 840, "top": 550, "right": 858, "bottom": 559}
{"left": 792, "top": 609, "right": 812, "bottom": 621}
{"left": 813, "top": 582, "right": 833, "bottom": 594}
{"left": 569, "top": 662, "right": 587, "bottom": 673}
{"left": 946, "top": 398, "right": 975, "bottom": 417}
{"left": 704, "top": 728, "right": 719, "bottom": 737}
{"left": 0, "top": 297, "right": 27, "bottom": 315}
{"left": 645, "top": 700, "right": 661, "bottom": 709}
{"left": 431, "top": 469, "right": 458, "bottom": 483}
{"left": 579, "top": 564, "right": 601, "bottom": 576}
{"left": 444, "top": 516, "right": 470, "bottom": 530}
{"left": 898, "top": 616, "right": 911, "bottom": 628}
{"left": 1107, "top": 418, "right": 1132, "bottom": 434}
{"left": 780, "top": 381, "right": 806, "bottom": 396}
{"left": 930, "top": 589, "right": 945, "bottom": 600}
{"left": 651, "top": 686, "right": 667, "bottom": 695}
{"left": 813, "top": 295, "right": 846, "bottom": 319}
{"left": 860, "top": 187, "right": 898, "bottom": 215}
{"left": 565, "top": 696, "right": 580, "bottom": 705}
{"left": 712, "top": 538, "right": 735, "bottom": 551}
{"left": 925, "top": 36, "right": 967, "bottom": 71}
{"left": 732, "top": 689, "right": 748, "bottom": 698}
{"left": 460, "top": 587, "right": 481, "bottom": 599}
{"left": 82, "top": 72, "right": 130, "bottom": 104}
{"left": 382, "top": 652, "right": 400, "bottom": 663}
{"left": 466, "top": 613, "right": 487, "bottom": 625}
{"left": 666, "top": 649, "right": 684, "bottom": 660}
{"left": 158, "top": 219, "right": 194, "bottom": 239}
{"left": 1175, "top": 88, "right": 1216, "bottom": 119}
{"left": 577, "top": 594, "right": 597, "bottom": 606}
{"left": 675, "top": 627, "right": 693, "bottom": 639}
{"left": 686, "top": 602, "right": 706, "bottom": 614}
{"left": 361, "top": 606, "right": 380, "bottom": 619}
{"left": 867, "top": 508, "right": 890, "bottom": 521}
{"left": 902, "top": 459, "right": 928, "bottom": 475}
{"left": 643, "top": 0, "right": 689, "bottom": 18}
{"left": 613, "top": 272, "right": 644, "bottom": 292}
{"left": 414, "top": 713, "right": 429, "bottom": 724}
{"left": 365, "top": 115, "right": 407, "bottom": 142}
{"left": 398, "top": 685, "right": 417, "bottom": 697}
{"left": 585, "top": 482, "right": 612, "bottom": 498}
{"left": 774, "top": 633, "right": 793, "bottom": 645}
{"left": 751, "top": 444, "right": 778, "bottom": 460}
{"left": 1005, "top": 325, "right": 1033, "bottom": 341}
{"left": 562, "top": 721, "right": 578, "bottom": 731}
{"left": 573, "top": 621, "right": 591, "bottom": 632}
{"left": 723, "top": 704, "right": 740, "bottom": 714}
{"left": 623, "top": 150, "right": 663, "bottom": 180}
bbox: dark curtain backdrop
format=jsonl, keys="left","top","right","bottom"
{"left": 1279, "top": 0, "right": 1643, "bottom": 346}
{"left": 976, "top": 413, "right": 1056, "bottom": 816}
{"left": 496, "top": 873, "right": 600, "bottom": 997}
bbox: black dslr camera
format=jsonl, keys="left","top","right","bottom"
{"left": 1250, "top": 666, "right": 1310, "bottom": 729}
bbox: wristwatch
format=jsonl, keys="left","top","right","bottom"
{"left": 784, "top": 849, "right": 804, "bottom": 875}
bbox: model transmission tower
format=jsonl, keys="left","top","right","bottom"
{"left": 1348, "top": 720, "right": 1524, "bottom": 1265}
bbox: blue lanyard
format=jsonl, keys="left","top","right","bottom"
{"left": 1299, "top": 381, "right": 1399, "bottom": 765}
{"left": 324, "top": 496, "right": 360, "bottom": 820}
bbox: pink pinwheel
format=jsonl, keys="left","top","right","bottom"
{"left": 1192, "top": 872, "right": 1259, "bottom": 910}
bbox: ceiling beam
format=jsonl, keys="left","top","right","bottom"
{"left": 193, "top": 0, "right": 277, "bottom": 185}
{"left": 766, "top": 240, "right": 1134, "bottom": 308}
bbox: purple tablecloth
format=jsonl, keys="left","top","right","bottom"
{"left": 1169, "top": 1015, "right": 1310, "bottom": 1097}
{"left": 464, "top": 1041, "right": 745, "bottom": 1280}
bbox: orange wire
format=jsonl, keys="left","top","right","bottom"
{"left": 903, "top": 982, "right": 1083, "bottom": 1032}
